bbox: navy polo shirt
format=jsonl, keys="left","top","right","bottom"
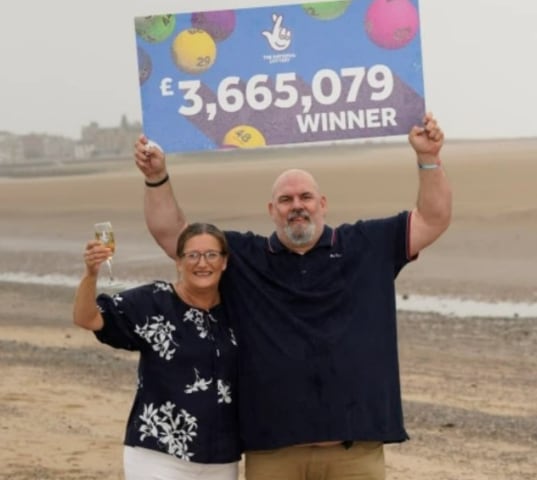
{"left": 221, "top": 211, "right": 412, "bottom": 450}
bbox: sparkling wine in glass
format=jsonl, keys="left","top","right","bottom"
{"left": 94, "top": 221, "right": 116, "bottom": 283}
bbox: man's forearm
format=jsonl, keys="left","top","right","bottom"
{"left": 416, "top": 165, "right": 452, "bottom": 228}
{"left": 144, "top": 179, "right": 186, "bottom": 259}
{"left": 409, "top": 155, "right": 452, "bottom": 256}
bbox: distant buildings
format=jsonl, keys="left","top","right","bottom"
{"left": 0, "top": 131, "right": 24, "bottom": 164}
{"left": 0, "top": 116, "right": 141, "bottom": 164}
{"left": 77, "top": 115, "right": 142, "bottom": 160}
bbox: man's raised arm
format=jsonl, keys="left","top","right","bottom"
{"left": 407, "top": 113, "right": 453, "bottom": 258}
{"left": 134, "top": 135, "right": 186, "bottom": 259}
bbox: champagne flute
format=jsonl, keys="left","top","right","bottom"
{"left": 94, "top": 221, "right": 116, "bottom": 283}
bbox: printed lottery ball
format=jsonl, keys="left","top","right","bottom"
{"left": 365, "top": 0, "right": 419, "bottom": 49}
{"left": 191, "top": 10, "right": 236, "bottom": 42}
{"left": 171, "top": 29, "right": 217, "bottom": 74}
{"left": 137, "top": 46, "right": 152, "bottom": 85}
{"left": 135, "top": 15, "right": 176, "bottom": 43}
{"left": 222, "top": 125, "right": 266, "bottom": 149}
{"left": 302, "top": 1, "right": 352, "bottom": 20}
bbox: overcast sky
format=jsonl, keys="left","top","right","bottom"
{"left": 1, "top": 0, "right": 536, "bottom": 140}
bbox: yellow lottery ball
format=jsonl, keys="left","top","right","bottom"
{"left": 172, "top": 28, "right": 216, "bottom": 74}
{"left": 222, "top": 125, "right": 266, "bottom": 149}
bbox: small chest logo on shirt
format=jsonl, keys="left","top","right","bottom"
{"left": 329, "top": 252, "right": 342, "bottom": 259}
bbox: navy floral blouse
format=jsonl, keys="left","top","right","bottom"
{"left": 95, "top": 281, "right": 240, "bottom": 463}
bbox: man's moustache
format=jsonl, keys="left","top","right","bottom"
{"left": 287, "top": 211, "right": 310, "bottom": 221}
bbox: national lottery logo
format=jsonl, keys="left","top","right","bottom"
{"left": 262, "top": 13, "right": 296, "bottom": 64}
{"left": 262, "top": 14, "right": 292, "bottom": 51}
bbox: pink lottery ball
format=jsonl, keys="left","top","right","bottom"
{"left": 365, "top": 0, "right": 419, "bottom": 49}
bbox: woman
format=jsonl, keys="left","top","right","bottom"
{"left": 73, "top": 223, "right": 240, "bottom": 480}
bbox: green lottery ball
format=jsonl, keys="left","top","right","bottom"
{"left": 302, "top": 1, "right": 352, "bottom": 20}
{"left": 135, "top": 15, "right": 176, "bottom": 43}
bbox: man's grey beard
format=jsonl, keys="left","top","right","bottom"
{"left": 283, "top": 222, "right": 315, "bottom": 246}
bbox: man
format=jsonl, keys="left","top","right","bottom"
{"left": 134, "top": 113, "right": 452, "bottom": 480}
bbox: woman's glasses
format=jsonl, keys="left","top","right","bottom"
{"left": 181, "top": 250, "right": 224, "bottom": 264}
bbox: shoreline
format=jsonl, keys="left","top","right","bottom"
{"left": 2, "top": 136, "right": 537, "bottom": 180}
{"left": 2, "top": 274, "right": 537, "bottom": 319}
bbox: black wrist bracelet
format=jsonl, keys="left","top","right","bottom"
{"left": 145, "top": 174, "right": 169, "bottom": 188}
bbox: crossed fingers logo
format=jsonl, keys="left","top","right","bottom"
{"left": 262, "top": 14, "right": 292, "bottom": 51}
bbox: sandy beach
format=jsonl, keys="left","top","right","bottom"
{"left": 1, "top": 139, "right": 536, "bottom": 479}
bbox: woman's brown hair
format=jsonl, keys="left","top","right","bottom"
{"left": 175, "top": 222, "right": 228, "bottom": 257}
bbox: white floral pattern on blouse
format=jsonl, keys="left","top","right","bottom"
{"left": 135, "top": 314, "right": 178, "bottom": 360}
{"left": 139, "top": 401, "right": 198, "bottom": 461}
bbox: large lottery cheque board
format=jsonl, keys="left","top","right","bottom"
{"left": 135, "top": 0, "right": 424, "bottom": 153}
